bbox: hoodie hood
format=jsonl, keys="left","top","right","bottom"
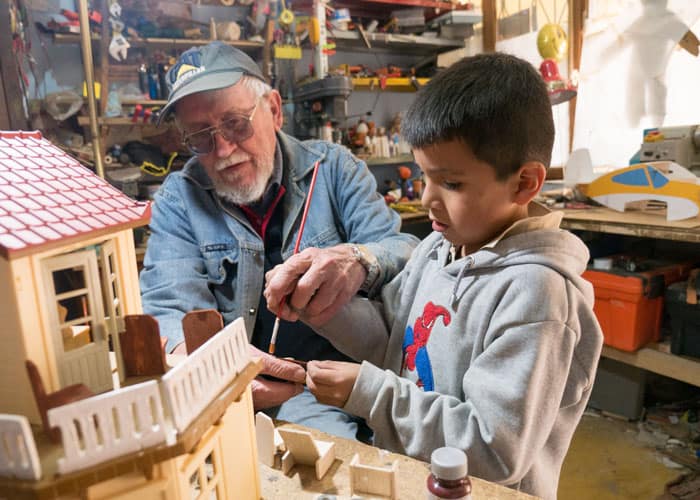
{"left": 428, "top": 221, "right": 592, "bottom": 304}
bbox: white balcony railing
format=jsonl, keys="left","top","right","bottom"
{"left": 162, "top": 317, "right": 250, "bottom": 432}
{"left": 48, "top": 380, "right": 168, "bottom": 474}
{"left": 13, "top": 317, "right": 252, "bottom": 478}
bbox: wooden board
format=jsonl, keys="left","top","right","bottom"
{"left": 560, "top": 207, "right": 700, "bottom": 243}
{"left": 561, "top": 207, "right": 700, "bottom": 228}
{"left": 262, "top": 422, "right": 538, "bottom": 499}
{"left": 602, "top": 343, "right": 700, "bottom": 388}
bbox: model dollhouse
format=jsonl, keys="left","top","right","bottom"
{"left": 0, "top": 131, "right": 262, "bottom": 499}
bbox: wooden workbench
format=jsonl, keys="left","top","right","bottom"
{"left": 261, "top": 422, "right": 538, "bottom": 499}
{"left": 559, "top": 206, "right": 700, "bottom": 242}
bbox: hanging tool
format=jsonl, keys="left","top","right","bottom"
{"left": 268, "top": 160, "right": 321, "bottom": 355}
{"left": 278, "top": 0, "right": 295, "bottom": 29}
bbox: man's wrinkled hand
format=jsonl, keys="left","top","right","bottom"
{"left": 306, "top": 360, "right": 360, "bottom": 407}
{"left": 263, "top": 245, "right": 366, "bottom": 326}
{"left": 249, "top": 344, "right": 306, "bottom": 410}
{"left": 251, "top": 378, "right": 303, "bottom": 411}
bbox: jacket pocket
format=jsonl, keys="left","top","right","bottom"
{"left": 203, "top": 243, "right": 239, "bottom": 312}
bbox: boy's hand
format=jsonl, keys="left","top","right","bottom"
{"left": 306, "top": 360, "right": 360, "bottom": 407}
{"left": 249, "top": 344, "right": 306, "bottom": 410}
{"left": 263, "top": 245, "right": 366, "bottom": 327}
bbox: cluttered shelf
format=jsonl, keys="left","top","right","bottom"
{"left": 77, "top": 116, "right": 159, "bottom": 127}
{"left": 366, "top": 153, "right": 414, "bottom": 165}
{"left": 557, "top": 206, "right": 700, "bottom": 387}
{"left": 352, "top": 76, "right": 429, "bottom": 91}
{"left": 52, "top": 33, "right": 265, "bottom": 53}
{"left": 559, "top": 207, "right": 700, "bottom": 243}
{"left": 330, "top": 0, "right": 467, "bottom": 10}
{"left": 331, "top": 29, "right": 465, "bottom": 54}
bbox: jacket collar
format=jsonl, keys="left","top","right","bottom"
{"left": 277, "top": 131, "right": 327, "bottom": 182}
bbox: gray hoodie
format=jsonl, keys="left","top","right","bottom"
{"left": 316, "top": 208, "right": 603, "bottom": 500}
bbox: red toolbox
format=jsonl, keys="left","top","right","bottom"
{"left": 582, "top": 256, "right": 695, "bottom": 352}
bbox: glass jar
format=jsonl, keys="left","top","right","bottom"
{"left": 426, "top": 447, "right": 472, "bottom": 500}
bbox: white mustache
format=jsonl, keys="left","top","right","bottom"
{"left": 215, "top": 153, "right": 251, "bottom": 172}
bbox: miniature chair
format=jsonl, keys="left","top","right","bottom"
{"left": 182, "top": 309, "right": 224, "bottom": 354}
{"left": 25, "top": 360, "right": 93, "bottom": 442}
{"left": 349, "top": 453, "right": 399, "bottom": 499}
{"left": 255, "top": 412, "right": 284, "bottom": 467}
{"left": 57, "top": 303, "right": 91, "bottom": 351}
{"left": 120, "top": 314, "right": 168, "bottom": 377}
{"left": 278, "top": 427, "right": 336, "bottom": 480}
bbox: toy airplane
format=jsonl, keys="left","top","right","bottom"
{"left": 564, "top": 148, "right": 700, "bottom": 221}
{"left": 582, "top": 161, "right": 700, "bottom": 221}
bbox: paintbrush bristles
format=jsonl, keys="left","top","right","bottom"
{"left": 268, "top": 316, "right": 281, "bottom": 354}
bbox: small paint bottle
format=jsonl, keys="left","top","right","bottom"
{"left": 426, "top": 447, "right": 472, "bottom": 500}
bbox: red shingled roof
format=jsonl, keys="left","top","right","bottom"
{"left": 0, "top": 131, "right": 150, "bottom": 259}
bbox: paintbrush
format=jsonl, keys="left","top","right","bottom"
{"left": 268, "top": 160, "right": 321, "bottom": 354}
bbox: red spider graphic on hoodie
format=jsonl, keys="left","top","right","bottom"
{"left": 402, "top": 301, "right": 451, "bottom": 391}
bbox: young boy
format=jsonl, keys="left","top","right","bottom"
{"left": 299, "top": 53, "right": 603, "bottom": 500}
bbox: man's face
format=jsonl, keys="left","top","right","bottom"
{"left": 415, "top": 140, "right": 524, "bottom": 255}
{"left": 175, "top": 83, "right": 283, "bottom": 205}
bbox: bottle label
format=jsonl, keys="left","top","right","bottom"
{"left": 427, "top": 494, "right": 471, "bottom": 500}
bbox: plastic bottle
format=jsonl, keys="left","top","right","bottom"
{"left": 138, "top": 64, "right": 149, "bottom": 95}
{"left": 104, "top": 84, "right": 122, "bottom": 117}
{"left": 147, "top": 65, "right": 159, "bottom": 100}
{"left": 426, "top": 447, "right": 472, "bottom": 500}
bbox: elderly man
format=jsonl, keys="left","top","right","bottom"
{"left": 139, "top": 42, "right": 418, "bottom": 439}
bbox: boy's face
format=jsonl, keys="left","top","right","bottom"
{"left": 415, "top": 140, "right": 527, "bottom": 255}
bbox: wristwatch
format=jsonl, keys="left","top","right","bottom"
{"left": 348, "top": 243, "right": 380, "bottom": 293}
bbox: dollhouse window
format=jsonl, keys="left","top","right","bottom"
{"left": 52, "top": 266, "right": 94, "bottom": 352}
{"left": 188, "top": 451, "right": 222, "bottom": 499}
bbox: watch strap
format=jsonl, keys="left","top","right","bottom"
{"left": 348, "top": 243, "right": 380, "bottom": 293}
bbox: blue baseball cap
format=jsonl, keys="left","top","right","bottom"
{"left": 157, "top": 41, "right": 265, "bottom": 125}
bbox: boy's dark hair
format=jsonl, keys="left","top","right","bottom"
{"left": 402, "top": 52, "right": 555, "bottom": 180}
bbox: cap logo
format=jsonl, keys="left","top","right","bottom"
{"left": 168, "top": 50, "right": 205, "bottom": 93}
{"left": 171, "top": 64, "right": 205, "bottom": 91}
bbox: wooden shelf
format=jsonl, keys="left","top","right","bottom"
{"left": 53, "top": 33, "right": 264, "bottom": 53}
{"left": 332, "top": 29, "right": 465, "bottom": 54}
{"left": 120, "top": 98, "right": 167, "bottom": 106}
{"left": 77, "top": 116, "right": 159, "bottom": 127}
{"left": 341, "top": 0, "right": 461, "bottom": 9}
{"left": 601, "top": 343, "right": 700, "bottom": 388}
{"left": 295, "top": 0, "right": 467, "bottom": 19}
{"left": 559, "top": 207, "right": 700, "bottom": 243}
{"left": 53, "top": 33, "right": 100, "bottom": 44}
{"left": 366, "top": 153, "right": 414, "bottom": 165}
{"left": 352, "top": 77, "right": 429, "bottom": 91}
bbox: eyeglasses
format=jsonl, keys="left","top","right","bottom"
{"left": 182, "top": 97, "right": 262, "bottom": 155}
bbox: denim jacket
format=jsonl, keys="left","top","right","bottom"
{"left": 140, "top": 131, "right": 419, "bottom": 352}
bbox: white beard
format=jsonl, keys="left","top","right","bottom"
{"left": 212, "top": 152, "right": 274, "bottom": 205}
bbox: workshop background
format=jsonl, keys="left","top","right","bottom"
{"left": 0, "top": 1, "right": 699, "bottom": 498}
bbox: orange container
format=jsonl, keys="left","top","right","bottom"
{"left": 583, "top": 258, "right": 695, "bottom": 352}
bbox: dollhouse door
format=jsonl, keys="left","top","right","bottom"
{"left": 42, "top": 249, "right": 113, "bottom": 393}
